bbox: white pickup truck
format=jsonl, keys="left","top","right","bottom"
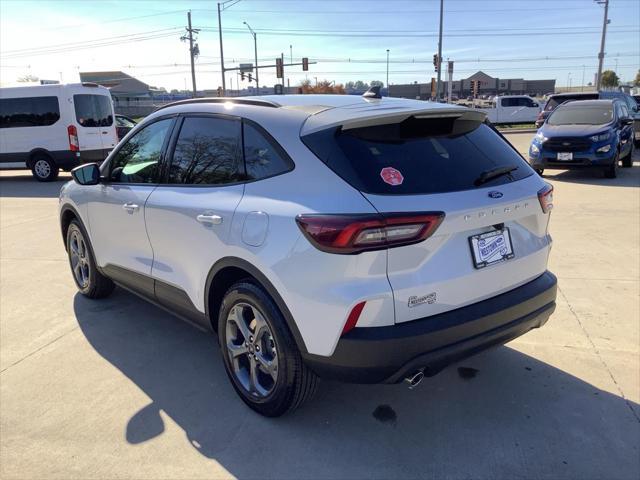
{"left": 478, "top": 95, "right": 542, "bottom": 124}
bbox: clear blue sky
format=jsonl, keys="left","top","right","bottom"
{"left": 1, "top": 0, "right": 638, "bottom": 90}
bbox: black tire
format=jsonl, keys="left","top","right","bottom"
{"left": 621, "top": 143, "right": 633, "bottom": 168}
{"left": 66, "top": 220, "right": 115, "bottom": 299}
{"left": 534, "top": 168, "right": 544, "bottom": 176}
{"left": 604, "top": 151, "right": 619, "bottom": 178}
{"left": 218, "top": 281, "right": 318, "bottom": 417}
{"left": 31, "top": 155, "right": 59, "bottom": 182}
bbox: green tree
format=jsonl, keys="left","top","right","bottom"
{"left": 370, "top": 80, "right": 384, "bottom": 87}
{"left": 601, "top": 70, "right": 619, "bottom": 88}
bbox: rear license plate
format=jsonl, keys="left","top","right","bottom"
{"left": 469, "top": 228, "right": 514, "bottom": 269}
{"left": 557, "top": 152, "right": 573, "bottom": 161}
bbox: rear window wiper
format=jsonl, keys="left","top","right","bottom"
{"left": 474, "top": 166, "right": 518, "bottom": 186}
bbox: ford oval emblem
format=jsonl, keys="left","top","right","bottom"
{"left": 488, "top": 191, "right": 503, "bottom": 199}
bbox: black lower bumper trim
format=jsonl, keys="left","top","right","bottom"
{"left": 303, "top": 271, "right": 557, "bottom": 384}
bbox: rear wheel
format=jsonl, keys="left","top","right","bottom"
{"left": 218, "top": 281, "right": 318, "bottom": 417}
{"left": 66, "top": 220, "right": 115, "bottom": 298}
{"left": 31, "top": 155, "right": 59, "bottom": 182}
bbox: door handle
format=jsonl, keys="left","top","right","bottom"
{"left": 196, "top": 213, "right": 223, "bottom": 225}
{"left": 123, "top": 203, "right": 139, "bottom": 212}
{"left": 102, "top": 131, "right": 109, "bottom": 134}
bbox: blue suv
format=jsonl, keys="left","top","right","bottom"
{"left": 529, "top": 99, "right": 634, "bottom": 178}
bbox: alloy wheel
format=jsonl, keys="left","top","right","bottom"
{"left": 225, "top": 302, "right": 279, "bottom": 398}
{"left": 34, "top": 159, "right": 51, "bottom": 179}
{"left": 69, "top": 230, "right": 90, "bottom": 289}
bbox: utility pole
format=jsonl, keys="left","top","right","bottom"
{"left": 217, "top": 3, "right": 226, "bottom": 94}
{"left": 182, "top": 11, "right": 200, "bottom": 98}
{"left": 386, "top": 49, "right": 390, "bottom": 93}
{"left": 595, "top": 0, "right": 609, "bottom": 91}
{"left": 582, "top": 65, "right": 586, "bottom": 92}
{"left": 436, "top": 0, "right": 444, "bottom": 101}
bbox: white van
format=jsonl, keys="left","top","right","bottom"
{"left": 479, "top": 95, "right": 542, "bottom": 124}
{"left": 0, "top": 83, "right": 118, "bottom": 181}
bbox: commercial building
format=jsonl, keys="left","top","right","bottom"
{"left": 389, "top": 71, "right": 556, "bottom": 100}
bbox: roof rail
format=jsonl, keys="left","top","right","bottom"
{"left": 154, "top": 97, "right": 280, "bottom": 112}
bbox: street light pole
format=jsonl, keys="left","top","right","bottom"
{"left": 436, "top": 0, "right": 444, "bottom": 101}
{"left": 217, "top": 3, "right": 225, "bottom": 94}
{"left": 595, "top": 0, "right": 609, "bottom": 90}
{"left": 386, "top": 49, "right": 390, "bottom": 94}
{"left": 243, "top": 22, "right": 259, "bottom": 96}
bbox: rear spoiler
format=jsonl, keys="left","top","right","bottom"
{"left": 301, "top": 106, "right": 486, "bottom": 135}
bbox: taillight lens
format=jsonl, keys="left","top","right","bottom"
{"left": 538, "top": 183, "right": 554, "bottom": 213}
{"left": 68, "top": 125, "right": 79, "bottom": 152}
{"left": 296, "top": 212, "right": 445, "bottom": 254}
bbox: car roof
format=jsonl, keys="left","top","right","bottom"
{"left": 550, "top": 92, "right": 598, "bottom": 99}
{"left": 154, "top": 94, "right": 478, "bottom": 136}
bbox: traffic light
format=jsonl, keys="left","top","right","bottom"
{"left": 248, "top": 73, "right": 252, "bottom": 82}
{"left": 433, "top": 54, "right": 439, "bottom": 72}
{"left": 302, "top": 57, "right": 309, "bottom": 71}
{"left": 276, "top": 58, "right": 283, "bottom": 79}
{"left": 241, "top": 72, "right": 245, "bottom": 81}
{"left": 217, "top": 86, "right": 222, "bottom": 97}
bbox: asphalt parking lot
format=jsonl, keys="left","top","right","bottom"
{"left": 1, "top": 132, "right": 639, "bottom": 480}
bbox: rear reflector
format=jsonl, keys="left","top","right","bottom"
{"left": 342, "top": 301, "right": 366, "bottom": 336}
{"left": 68, "top": 125, "right": 79, "bottom": 152}
{"left": 537, "top": 183, "right": 554, "bottom": 214}
{"left": 296, "top": 212, "right": 445, "bottom": 254}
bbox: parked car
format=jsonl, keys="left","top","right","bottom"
{"left": 60, "top": 94, "right": 557, "bottom": 416}
{"left": 0, "top": 83, "right": 118, "bottom": 181}
{"left": 599, "top": 91, "right": 640, "bottom": 146}
{"left": 529, "top": 99, "right": 634, "bottom": 178}
{"left": 536, "top": 91, "right": 640, "bottom": 144}
{"left": 479, "top": 95, "right": 541, "bottom": 124}
{"left": 115, "top": 114, "right": 137, "bottom": 140}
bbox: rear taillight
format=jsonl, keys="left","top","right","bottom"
{"left": 538, "top": 183, "right": 554, "bottom": 213}
{"left": 295, "top": 212, "right": 445, "bottom": 254}
{"left": 68, "top": 125, "right": 79, "bottom": 152}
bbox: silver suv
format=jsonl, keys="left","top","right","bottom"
{"left": 60, "top": 94, "right": 557, "bottom": 416}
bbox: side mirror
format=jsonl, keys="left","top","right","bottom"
{"left": 71, "top": 163, "right": 101, "bottom": 185}
{"left": 532, "top": 102, "right": 539, "bottom": 108}
{"left": 621, "top": 117, "right": 635, "bottom": 126}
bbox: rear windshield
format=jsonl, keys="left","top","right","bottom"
{"left": 544, "top": 94, "right": 598, "bottom": 111}
{"left": 302, "top": 117, "right": 532, "bottom": 195}
{"left": 74, "top": 94, "right": 113, "bottom": 127}
{"left": 548, "top": 105, "right": 613, "bottom": 126}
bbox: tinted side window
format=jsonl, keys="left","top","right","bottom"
{"left": 74, "top": 94, "right": 114, "bottom": 127}
{"left": 0, "top": 96, "right": 60, "bottom": 128}
{"left": 108, "top": 118, "right": 172, "bottom": 184}
{"left": 620, "top": 103, "right": 629, "bottom": 118}
{"left": 501, "top": 98, "right": 514, "bottom": 107}
{"left": 243, "top": 121, "right": 293, "bottom": 181}
{"left": 167, "top": 116, "right": 243, "bottom": 185}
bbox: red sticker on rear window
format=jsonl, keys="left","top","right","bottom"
{"left": 380, "top": 167, "right": 404, "bottom": 186}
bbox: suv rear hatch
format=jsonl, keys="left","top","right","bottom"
{"left": 302, "top": 107, "right": 553, "bottom": 324}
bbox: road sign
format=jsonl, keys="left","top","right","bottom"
{"left": 239, "top": 63, "right": 253, "bottom": 73}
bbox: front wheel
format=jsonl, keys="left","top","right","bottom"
{"left": 66, "top": 220, "right": 115, "bottom": 298}
{"left": 31, "top": 156, "right": 59, "bottom": 182}
{"left": 621, "top": 143, "right": 634, "bottom": 168}
{"left": 218, "top": 281, "right": 318, "bottom": 417}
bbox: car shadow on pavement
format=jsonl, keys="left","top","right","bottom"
{"left": 0, "top": 174, "right": 70, "bottom": 198}
{"left": 74, "top": 289, "right": 640, "bottom": 480}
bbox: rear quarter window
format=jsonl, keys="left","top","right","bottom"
{"left": 302, "top": 117, "right": 532, "bottom": 195}
{"left": 0, "top": 96, "right": 60, "bottom": 128}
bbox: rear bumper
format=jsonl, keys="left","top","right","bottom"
{"left": 303, "top": 271, "right": 557, "bottom": 384}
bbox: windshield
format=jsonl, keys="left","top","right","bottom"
{"left": 544, "top": 94, "right": 598, "bottom": 111}
{"left": 547, "top": 105, "right": 613, "bottom": 126}
{"left": 116, "top": 116, "right": 136, "bottom": 128}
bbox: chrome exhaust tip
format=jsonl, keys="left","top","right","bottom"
{"left": 404, "top": 370, "right": 425, "bottom": 389}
